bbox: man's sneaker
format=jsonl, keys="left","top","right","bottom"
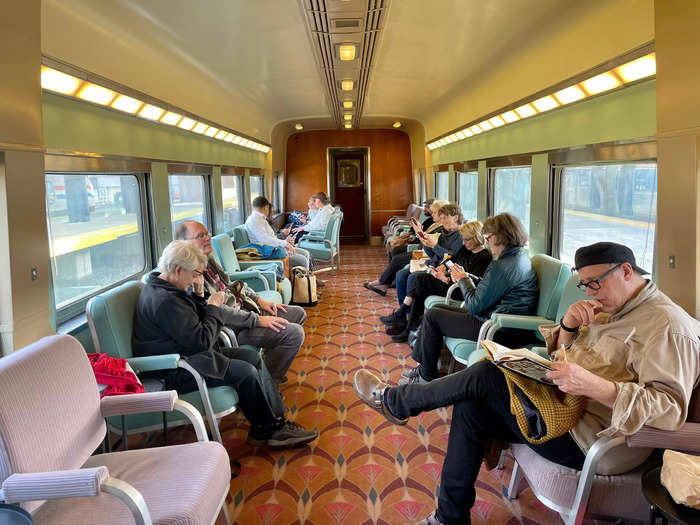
{"left": 401, "top": 366, "right": 420, "bottom": 379}
{"left": 353, "top": 370, "right": 408, "bottom": 425}
{"left": 385, "top": 324, "right": 406, "bottom": 335}
{"left": 248, "top": 421, "right": 318, "bottom": 448}
{"left": 411, "top": 510, "right": 444, "bottom": 524}
{"left": 397, "top": 370, "right": 429, "bottom": 386}
{"left": 379, "top": 309, "right": 405, "bottom": 325}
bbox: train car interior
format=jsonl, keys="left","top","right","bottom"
{"left": 0, "top": 1, "right": 699, "bottom": 524}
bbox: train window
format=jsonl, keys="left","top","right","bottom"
{"left": 222, "top": 175, "right": 244, "bottom": 231}
{"left": 273, "top": 174, "right": 283, "bottom": 213}
{"left": 46, "top": 173, "right": 147, "bottom": 316}
{"left": 456, "top": 170, "right": 478, "bottom": 221}
{"left": 250, "top": 175, "right": 265, "bottom": 202}
{"left": 168, "top": 174, "right": 208, "bottom": 231}
{"left": 419, "top": 171, "right": 427, "bottom": 203}
{"left": 435, "top": 171, "right": 449, "bottom": 200}
{"left": 557, "top": 163, "right": 657, "bottom": 272}
{"left": 492, "top": 167, "right": 531, "bottom": 233}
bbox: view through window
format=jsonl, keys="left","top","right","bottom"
{"left": 169, "top": 175, "right": 207, "bottom": 231}
{"left": 457, "top": 171, "right": 478, "bottom": 221}
{"left": 493, "top": 167, "right": 531, "bottom": 233}
{"left": 250, "top": 175, "right": 265, "bottom": 202}
{"left": 46, "top": 173, "right": 146, "bottom": 309}
{"left": 222, "top": 175, "right": 244, "bottom": 231}
{"left": 435, "top": 171, "right": 449, "bottom": 200}
{"left": 559, "top": 163, "right": 657, "bottom": 272}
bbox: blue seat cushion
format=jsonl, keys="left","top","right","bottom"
{"left": 424, "top": 294, "right": 462, "bottom": 311}
{"left": 297, "top": 242, "right": 332, "bottom": 260}
{"left": 257, "top": 290, "right": 283, "bottom": 303}
{"left": 445, "top": 337, "right": 478, "bottom": 365}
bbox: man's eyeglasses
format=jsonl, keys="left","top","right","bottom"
{"left": 188, "top": 232, "right": 211, "bottom": 240}
{"left": 192, "top": 269, "right": 204, "bottom": 277}
{"left": 576, "top": 263, "right": 622, "bottom": 291}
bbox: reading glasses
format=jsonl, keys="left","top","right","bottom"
{"left": 576, "top": 263, "right": 622, "bottom": 291}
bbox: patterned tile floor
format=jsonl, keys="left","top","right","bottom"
{"left": 199, "top": 245, "right": 594, "bottom": 524}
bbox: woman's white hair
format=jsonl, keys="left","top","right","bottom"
{"left": 431, "top": 199, "right": 450, "bottom": 211}
{"left": 158, "top": 240, "right": 207, "bottom": 274}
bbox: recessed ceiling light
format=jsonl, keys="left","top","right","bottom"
{"left": 344, "top": 123, "right": 352, "bottom": 129}
{"left": 295, "top": 123, "right": 303, "bottom": 130}
{"left": 532, "top": 95, "right": 559, "bottom": 112}
{"left": 616, "top": 53, "right": 656, "bottom": 82}
{"left": 232, "top": 136, "right": 243, "bottom": 144}
{"left": 393, "top": 121, "right": 402, "bottom": 128}
{"left": 341, "top": 80, "right": 353, "bottom": 91}
{"left": 40, "top": 67, "right": 81, "bottom": 95}
{"left": 343, "top": 101, "right": 353, "bottom": 109}
{"left": 344, "top": 114, "right": 352, "bottom": 121}
{"left": 192, "top": 122, "right": 207, "bottom": 134}
{"left": 554, "top": 86, "right": 585, "bottom": 105}
{"left": 204, "top": 126, "right": 218, "bottom": 137}
{"left": 111, "top": 94, "right": 142, "bottom": 114}
{"left": 224, "top": 133, "right": 235, "bottom": 142}
{"left": 338, "top": 44, "right": 356, "bottom": 61}
{"left": 215, "top": 130, "right": 227, "bottom": 140}
{"left": 478, "top": 120, "right": 493, "bottom": 131}
{"left": 139, "top": 104, "right": 164, "bottom": 121}
{"left": 470, "top": 125, "right": 482, "bottom": 135}
{"left": 582, "top": 72, "right": 621, "bottom": 94}
{"left": 461, "top": 128, "right": 473, "bottom": 137}
{"left": 501, "top": 110, "right": 520, "bottom": 123}
{"left": 77, "top": 83, "right": 116, "bottom": 105}
{"left": 515, "top": 104, "right": 536, "bottom": 118}
{"left": 177, "top": 117, "right": 195, "bottom": 130}
{"left": 489, "top": 116, "right": 505, "bottom": 127}
{"left": 456, "top": 131, "right": 465, "bottom": 139}
{"left": 160, "top": 112, "right": 182, "bottom": 126}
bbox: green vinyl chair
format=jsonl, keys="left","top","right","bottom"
{"left": 86, "top": 280, "right": 238, "bottom": 446}
{"left": 210, "top": 233, "right": 290, "bottom": 303}
{"left": 298, "top": 211, "right": 343, "bottom": 271}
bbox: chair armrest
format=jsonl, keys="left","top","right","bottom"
{"left": 239, "top": 260, "right": 283, "bottom": 271}
{"left": 445, "top": 283, "right": 462, "bottom": 302}
{"left": 126, "top": 354, "right": 180, "bottom": 373}
{"left": 626, "top": 422, "right": 700, "bottom": 453}
{"left": 228, "top": 270, "right": 270, "bottom": 291}
{"left": 2, "top": 467, "right": 109, "bottom": 503}
{"left": 490, "top": 314, "right": 554, "bottom": 331}
{"left": 100, "top": 391, "right": 177, "bottom": 417}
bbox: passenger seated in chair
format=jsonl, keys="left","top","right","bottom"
{"left": 288, "top": 192, "right": 334, "bottom": 242}
{"left": 246, "top": 196, "right": 312, "bottom": 270}
{"left": 386, "top": 199, "right": 436, "bottom": 260}
{"left": 400, "top": 212, "right": 538, "bottom": 384}
{"left": 381, "top": 220, "right": 492, "bottom": 343}
{"left": 133, "top": 241, "right": 317, "bottom": 448}
{"left": 282, "top": 196, "right": 318, "bottom": 238}
{"left": 364, "top": 199, "right": 449, "bottom": 296}
{"left": 354, "top": 241, "right": 700, "bottom": 525}
{"left": 175, "top": 220, "right": 306, "bottom": 384}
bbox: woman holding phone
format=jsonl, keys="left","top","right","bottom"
{"left": 399, "top": 213, "right": 538, "bottom": 385}
{"left": 382, "top": 221, "right": 491, "bottom": 342}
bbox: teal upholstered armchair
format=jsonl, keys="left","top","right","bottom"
{"left": 298, "top": 210, "right": 343, "bottom": 271}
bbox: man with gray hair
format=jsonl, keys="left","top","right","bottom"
{"left": 174, "top": 220, "right": 307, "bottom": 384}
{"left": 133, "top": 240, "right": 317, "bottom": 448}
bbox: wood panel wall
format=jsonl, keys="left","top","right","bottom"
{"left": 285, "top": 129, "right": 413, "bottom": 236}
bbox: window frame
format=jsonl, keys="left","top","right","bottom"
{"left": 221, "top": 173, "right": 246, "bottom": 233}
{"left": 419, "top": 171, "right": 427, "bottom": 203}
{"left": 167, "top": 172, "right": 213, "bottom": 232}
{"left": 46, "top": 171, "right": 152, "bottom": 323}
{"left": 434, "top": 170, "right": 449, "bottom": 200}
{"left": 273, "top": 173, "right": 283, "bottom": 213}
{"left": 551, "top": 161, "right": 658, "bottom": 276}
{"left": 249, "top": 174, "right": 265, "bottom": 203}
{"left": 455, "top": 169, "right": 479, "bottom": 221}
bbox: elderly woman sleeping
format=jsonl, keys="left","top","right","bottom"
{"left": 133, "top": 240, "right": 317, "bottom": 448}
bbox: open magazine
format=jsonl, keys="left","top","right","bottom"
{"left": 481, "top": 340, "right": 555, "bottom": 385}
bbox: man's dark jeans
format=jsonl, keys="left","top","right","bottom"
{"left": 384, "top": 361, "right": 586, "bottom": 525}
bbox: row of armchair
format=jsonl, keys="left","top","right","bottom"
{"left": 421, "top": 252, "right": 700, "bottom": 524}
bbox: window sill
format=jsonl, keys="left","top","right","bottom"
{"left": 57, "top": 313, "right": 88, "bottom": 336}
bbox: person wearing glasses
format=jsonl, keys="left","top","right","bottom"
{"left": 175, "top": 220, "right": 307, "bottom": 385}
{"left": 400, "top": 212, "right": 538, "bottom": 385}
{"left": 353, "top": 241, "right": 700, "bottom": 525}
{"left": 134, "top": 241, "right": 318, "bottom": 448}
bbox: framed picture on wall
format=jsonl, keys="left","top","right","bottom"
{"left": 337, "top": 159, "right": 362, "bottom": 187}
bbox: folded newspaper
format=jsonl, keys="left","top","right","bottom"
{"left": 481, "top": 340, "right": 554, "bottom": 385}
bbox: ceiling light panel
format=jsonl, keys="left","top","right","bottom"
{"left": 478, "top": 120, "right": 493, "bottom": 131}
{"left": 139, "top": 104, "right": 164, "bottom": 121}
{"left": 515, "top": 104, "right": 537, "bottom": 118}
{"left": 224, "top": 133, "right": 234, "bottom": 142}
{"left": 232, "top": 136, "right": 243, "bottom": 144}
{"left": 295, "top": 123, "right": 303, "bottom": 130}
{"left": 532, "top": 95, "right": 559, "bottom": 112}
{"left": 344, "top": 123, "right": 352, "bottom": 129}
{"left": 456, "top": 131, "right": 465, "bottom": 140}
{"left": 582, "top": 72, "right": 621, "bottom": 94}
{"left": 470, "top": 125, "right": 482, "bottom": 135}
{"left": 338, "top": 44, "right": 357, "bottom": 61}
{"left": 178, "top": 117, "right": 196, "bottom": 130}
{"left": 77, "top": 83, "right": 116, "bottom": 105}
{"left": 111, "top": 94, "right": 142, "bottom": 114}
{"left": 616, "top": 53, "right": 656, "bottom": 82}
{"left": 41, "top": 67, "right": 81, "bottom": 95}
{"left": 160, "top": 112, "right": 182, "bottom": 126}
{"left": 341, "top": 80, "right": 354, "bottom": 91}
{"left": 215, "top": 130, "right": 227, "bottom": 140}
{"left": 204, "top": 126, "right": 218, "bottom": 137}
{"left": 554, "top": 85, "right": 585, "bottom": 105}
{"left": 461, "top": 128, "right": 473, "bottom": 137}
{"left": 393, "top": 121, "right": 402, "bottom": 128}
{"left": 343, "top": 101, "right": 353, "bottom": 109}
{"left": 489, "top": 116, "right": 505, "bottom": 127}
{"left": 343, "top": 114, "right": 352, "bottom": 121}
{"left": 192, "top": 122, "right": 207, "bottom": 134}
{"left": 501, "top": 110, "right": 520, "bottom": 123}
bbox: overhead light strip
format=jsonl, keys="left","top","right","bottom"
{"left": 426, "top": 52, "right": 655, "bottom": 151}
{"left": 40, "top": 64, "right": 271, "bottom": 153}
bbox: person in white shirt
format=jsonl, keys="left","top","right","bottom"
{"left": 245, "top": 196, "right": 311, "bottom": 270}
{"left": 307, "top": 197, "right": 319, "bottom": 222}
{"left": 292, "top": 192, "right": 334, "bottom": 235}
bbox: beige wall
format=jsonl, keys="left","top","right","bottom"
{"left": 0, "top": 1, "right": 53, "bottom": 354}
{"left": 655, "top": 0, "right": 700, "bottom": 316}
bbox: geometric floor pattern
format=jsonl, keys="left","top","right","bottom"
{"left": 170, "top": 245, "right": 600, "bottom": 524}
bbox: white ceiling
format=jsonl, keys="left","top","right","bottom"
{"left": 42, "top": 0, "right": 649, "bottom": 141}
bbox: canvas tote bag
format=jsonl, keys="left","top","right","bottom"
{"left": 290, "top": 266, "right": 318, "bottom": 306}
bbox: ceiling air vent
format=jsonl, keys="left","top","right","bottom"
{"left": 332, "top": 18, "right": 361, "bottom": 29}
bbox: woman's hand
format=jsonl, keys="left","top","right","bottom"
{"left": 420, "top": 233, "right": 437, "bottom": 248}
{"left": 448, "top": 263, "right": 468, "bottom": 282}
{"left": 207, "top": 291, "right": 226, "bottom": 307}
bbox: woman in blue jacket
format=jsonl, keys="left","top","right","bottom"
{"left": 400, "top": 213, "right": 538, "bottom": 385}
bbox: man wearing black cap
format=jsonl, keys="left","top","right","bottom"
{"left": 353, "top": 242, "right": 700, "bottom": 525}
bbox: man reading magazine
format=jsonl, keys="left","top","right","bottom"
{"left": 353, "top": 242, "right": 699, "bottom": 525}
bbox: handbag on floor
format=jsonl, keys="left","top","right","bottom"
{"left": 290, "top": 266, "right": 318, "bottom": 306}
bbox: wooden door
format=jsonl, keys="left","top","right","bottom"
{"left": 333, "top": 153, "right": 366, "bottom": 240}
